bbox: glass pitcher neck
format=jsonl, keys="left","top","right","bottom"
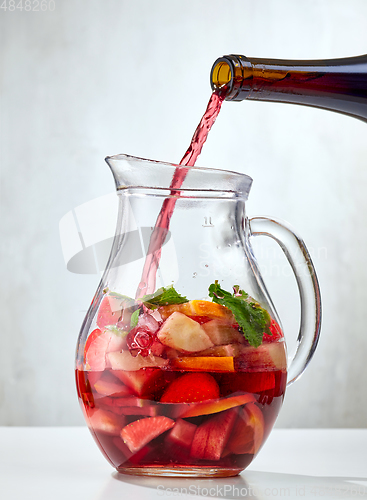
{"left": 105, "top": 154, "right": 252, "bottom": 199}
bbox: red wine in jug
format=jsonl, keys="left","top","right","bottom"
{"left": 136, "top": 89, "right": 225, "bottom": 298}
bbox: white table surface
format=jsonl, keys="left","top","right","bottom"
{"left": 1, "top": 427, "right": 366, "bottom": 500}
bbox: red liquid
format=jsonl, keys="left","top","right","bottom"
{"left": 76, "top": 364, "right": 286, "bottom": 474}
{"left": 136, "top": 90, "right": 225, "bottom": 298}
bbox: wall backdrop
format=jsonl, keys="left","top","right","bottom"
{"left": 1, "top": 0, "right": 367, "bottom": 427}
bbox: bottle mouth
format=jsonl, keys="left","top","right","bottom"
{"left": 211, "top": 61, "right": 232, "bottom": 88}
{"left": 210, "top": 55, "right": 253, "bottom": 100}
{"left": 105, "top": 154, "right": 252, "bottom": 200}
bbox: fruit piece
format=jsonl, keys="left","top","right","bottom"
{"left": 112, "top": 437, "right": 131, "bottom": 459}
{"left": 159, "top": 300, "right": 234, "bottom": 322}
{"left": 180, "top": 393, "right": 255, "bottom": 418}
{"left": 160, "top": 373, "right": 220, "bottom": 403}
{"left": 171, "top": 356, "right": 235, "bottom": 372}
{"left": 121, "top": 416, "right": 175, "bottom": 454}
{"left": 98, "top": 396, "right": 147, "bottom": 408}
{"left": 235, "top": 341, "right": 287, "bottom": 372}
{"left": 108, "top": 351, "right": 168, "bottom": 371}
{"left": 190, "top": 409, "right": 237, "bottom": 460}
{"left": 193, "top": 344, "right": 242, "bottom": 357}
{"left": 202, "top": 320, "right": 245, "bottom": 346}
{"left": 166, "top": 419, "right": 197, "bottom": 449}
{"left": 220, "top": 371, "right": 276, "bottom": 396}
{"left": 97, "top": 294, "right": 125, "bottom": 329}
{"left": 226, "top": 402, "right": 264, "bottom": 455}
{"left": 113, "top": 368, "right": 168, "bottom": 397}
{"left": 88, "top": 408, "right": 125, "bottom": 436}
{"left": 157, "top": 312, "right": 213, "bottom": 352}
{"left": 85, "top": 330, "right": 126, "bottom": 371}
{"left": 117, "top": 406, "right": 159, "bottom": 416}
{"left": 128, "top": 445, "right": 153, "bottom": 464}
{"left": 262, "top": 319, "right": 284, "bottom": 343}
{"left": 84, "top": 328, "right": 102, "bottom": 359}
{"left": 94, "top": 377, "right": 132, "bottom": 397}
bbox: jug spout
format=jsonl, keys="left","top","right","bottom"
{"left": 105, "top": 153, "right": 253, "bottom": 196}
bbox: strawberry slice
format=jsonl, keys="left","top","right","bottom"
{"left": 160, "top": 373, "right": 219, "bottom": 403}
{"left": 121, "top": 416, "right": 175, "bottom": 453}
{"left": 84, "top": 328, "right": 102, "bottom": 359}
{"left": 97, "top": 294, "right": 125, "bottom": 329}
{"left": 179, "top": 393, "right": 255, "bottom": 418}
{"left": 190, "top": 408, "right": 237, "bottom": 460}
{"left": 85, "top": 329, "right": 126, "bottom": 371}
{"left": 262, "top": 319, "right": 283, "bottom": 343}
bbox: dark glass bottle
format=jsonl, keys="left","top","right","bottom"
{"left": 210, "top": 54, "right": 367, "bottom": 122}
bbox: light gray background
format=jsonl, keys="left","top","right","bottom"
{"left": 1, "top": 0, "right": 367, "bottom": 427}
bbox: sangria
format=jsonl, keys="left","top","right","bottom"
{"left": 76, "top": 282, "right": 287, "bottom": 477}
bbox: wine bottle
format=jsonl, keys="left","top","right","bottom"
{"left": 210, "top": 54, "right": 367, "bottom": 122}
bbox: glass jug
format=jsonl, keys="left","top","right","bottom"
{"left": 75, "top": 154, "right": 321, "bottom": 477}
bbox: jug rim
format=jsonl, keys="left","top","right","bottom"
{"left": 105, "top": 153, "right": 253, "bottom": 198}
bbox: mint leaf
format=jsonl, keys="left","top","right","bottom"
{"left": 208, "top": 281, "right": 270, "bottom": 348}
{"left": 130, "top": 309, "right": 140, "bottom": 328}
{"left": 143, "top": 286, "right": 189, "bottom": 308}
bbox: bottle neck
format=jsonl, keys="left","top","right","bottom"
{"left": 210, "top": 54, "right": 367, "bottom": 121}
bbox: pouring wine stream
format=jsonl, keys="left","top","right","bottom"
{"left": 135, "top": 89, "right": 226, "bottom": 299}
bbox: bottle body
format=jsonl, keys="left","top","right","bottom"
{"left": 210, "top": 54, "right": 367, "bottom": 122}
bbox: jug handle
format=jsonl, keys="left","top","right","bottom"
{"left": 249, "top": 216, "right": 321, "bottom": 386}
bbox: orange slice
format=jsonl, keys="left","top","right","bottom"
{"left": 159, "top": 300, "right": 234, "bottom": 322}
{"left": 226, "top": 402, "right": 264, "bottom": 455}
{"left": 171, "top": 356, "right": 235, "bottom": 372}
{"left": 180, "top": 393, "right": 256, "bottom": 418}
{"left": 189, "top": 300, "right": 234, "bottom": 321}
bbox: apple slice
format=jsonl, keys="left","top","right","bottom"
{"left": 108, "top": 350, "right": 168, "bottom": 371}
{"left": 220, "top": 371, "right": 276, "bottom": 396}
{"left": 171, "top": 356, "right": 235, "bottom": 372}
{"left": 226, "top": 402, "right": 264, "bottom": 455}
{"left": 235, "top": 341, "right": 287, "bottom": 372}
{"left": 157, "top": 312, "right": 213, "bottom": 352}
{"left": 88, "top": 408, "right": 125, "bottom": 436}
{"left": 166, "top": 419, "right": 197, "bottom": 449}
{"left": 202, "top": 320, "right": 245, "bottom": 345}
{"left": 112, "top": 368, "right": 165, "bottom": 397}
{"left": 193, "top": 344, "right": 242, "bottom": 357}
{"left": 93, "top": 377, "right": 132, "bottom": 398}
{"left": 121, "top": 416, "right": 175, "bottom": 454}
{"left": 190, "top": 408, "right": 237, "bottom": 460}
{"left": 180, "top": 393, "right": 255, "bottom": 418}
{"left": 117, "top": 406, "right": 159, "bottom": 416}
{"left": 160, "top": 373, "right": 220, "bottom": 403}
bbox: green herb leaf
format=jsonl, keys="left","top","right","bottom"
{"left": 130, "top": 309, "right": 140, "bottom": 328}
{"left": 143, "top": 286, "right": 189, "bottom": 308}
{"left": 208, "top": 281, "right": 270, "bottom": 348}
